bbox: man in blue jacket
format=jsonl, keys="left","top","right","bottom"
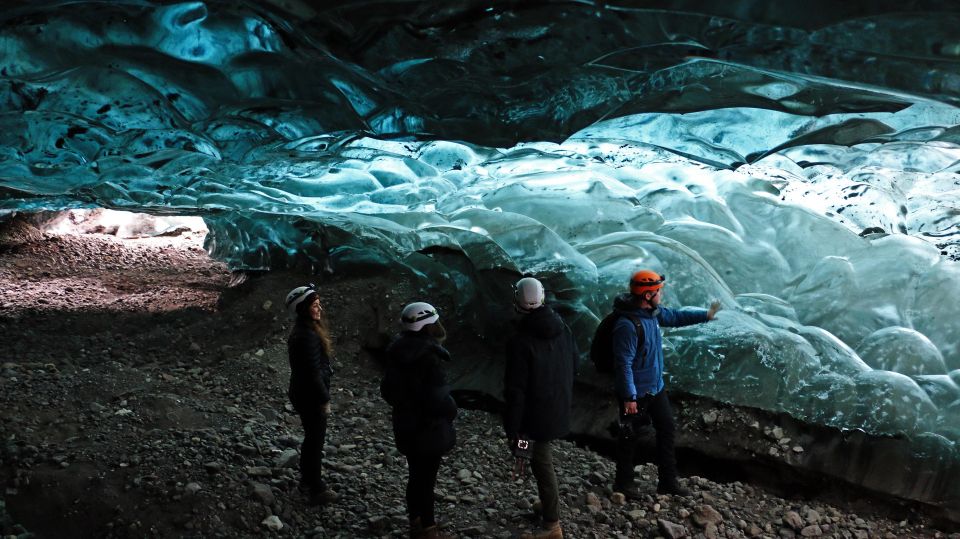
{"left": 612, "top": 270, "right": 720, "bottom": 498}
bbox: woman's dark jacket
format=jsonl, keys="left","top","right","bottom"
{"left": 380, "top": 331, "right": 458, "bottom": 457}
{"left": 503, "top": 305, "right": 578, "bottom": 442}
{"left": 287, "top": 317, "right": 333, "bottom": 410}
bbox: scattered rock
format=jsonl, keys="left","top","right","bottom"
{"left": 658, "top": 518, "right": 688, "bottom": 538}
{"left": 275, "top": 449, "right": 299, "bottom": 468}
{"left": 784, "top": 511, "right": 804, "bottom": 530}
{"left": 261, "top": 515, "right": 283, "bottom": 531}
{"left": 692, "top": 504, "right": 723, "bottom": 527}
{"left": 250, "top": 482, "right": 275, "bottom": 505}
{"left": 367, "top": 515, "right": 389, "bottom": 534}
{"left": 585, "top": 492, "right": 603, "bottom": 513}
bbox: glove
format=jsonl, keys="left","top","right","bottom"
{"left": 618, "top": 417, "right": 636, "bottom": 440}
{"left": 511, "top": 438, "right": 533, "bottom": 459}
{"left": 510, "top": 438, "right": 533, "bottom": 480}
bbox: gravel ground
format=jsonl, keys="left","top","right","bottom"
{"left": 1, "top": 218, "right": 958, "bottom": 539}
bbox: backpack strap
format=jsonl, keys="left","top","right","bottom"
{"left": 621, "top": 313, "right": 645, "bottom": 355}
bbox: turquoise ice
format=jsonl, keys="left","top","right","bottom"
{"left": 2, "top": 1, "right": 960, "bottom": 465}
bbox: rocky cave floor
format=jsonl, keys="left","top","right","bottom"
{"left": 1, "top": 220, "right": 958, "bottom": 539}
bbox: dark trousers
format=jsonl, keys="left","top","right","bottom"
{"left": 298, "top": 406, "right": 328, "bottom": 492}
{"left": 531, "top": 440, "right": 560, "bottom": 523}
{"left": 406, "top": 454, "right": 443, "bottom": 527}
{"left": 615, "top": 389, "right": 678, "bottom": 487}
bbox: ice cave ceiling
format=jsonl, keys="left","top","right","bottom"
{"left": 3, "top": 0, "right": 960, "bottom": 468}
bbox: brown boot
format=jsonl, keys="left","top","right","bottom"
{"left": 306, "top": 487, "right": 338, "bottom": 505}
{"left": 656, "top": 479, "right": 691, "bottom": 497}
{"left": 614, "top": 482, "right": 645, "bottom": 500}
{"left": 408, "top": 517, "right": 423, "bottom": 539}
{"left": 418, "top": 524, "right": 456, "bottom": 539}
{"left": 520, "top": 521, "right": 563, "bottom": 539}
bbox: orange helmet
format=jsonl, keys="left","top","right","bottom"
{"left": 630, "top": 270, "right": 665, "bottom": 295}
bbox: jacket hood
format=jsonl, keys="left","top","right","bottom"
{"left": 518, "top": 305, "right": 565, "bottom": 338}
{"left": 612, "top": 293, "right": 659, "bottom": 318}
{"left": 389, "top": 332, "right": 450, "bottom": 364}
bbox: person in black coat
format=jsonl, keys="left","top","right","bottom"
{"left": 504, "top": 277, "right": 578, "bottom": 539}
{"left": 285, "top": 284, "right": 337, "bottom": 505}
{"left": 381, "top": 302, "right": 457, "bottom": 539}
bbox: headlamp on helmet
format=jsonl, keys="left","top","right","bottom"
{"left": 629, "top": 270, "right": 666, "bottom": 295}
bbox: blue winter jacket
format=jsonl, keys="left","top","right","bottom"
{"left": 611, "top": 293, "right": 709, "bottom": 400}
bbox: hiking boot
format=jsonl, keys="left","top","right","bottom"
{"left": 519, "top": 520, "right": 563, "bottom": 539}
{"left": 306, "top": 487, "right": 339, "bottom": 505}
{"left": 656, "top": 480, "right": 691, "bottom": 497}
{"left": 416, "top": 524, "right": 455, "bottom": 539}
{"left": 613, "top": 483, "right": 645, "bottom": 500}
{"left": 408, "top": 517, "right": 423, "bottom": 539}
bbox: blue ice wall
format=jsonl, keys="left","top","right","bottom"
{"left": 2, "top": 1, "right": 960, "bottom": 473}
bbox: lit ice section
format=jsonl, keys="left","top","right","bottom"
{"left": 8, "top": 126, "right": 960, "bottom": 446}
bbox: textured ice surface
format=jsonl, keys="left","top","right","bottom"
{"left": 3, "top": 1, "right": 960, "bottom": 459}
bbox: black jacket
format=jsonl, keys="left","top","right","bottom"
{"left": 503, "top": 305, "right": 578, "bottom": 442}
{"left": 287, "top": 318, "right": 333, "bottom": 410}
{"left": 380, "top": 332, "right": 458, "bottom": 457}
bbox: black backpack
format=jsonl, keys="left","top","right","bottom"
{"left": 590, "top": 312, "right": 644, "bottom": 374}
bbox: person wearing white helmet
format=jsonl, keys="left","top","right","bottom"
{"left": 380, "top": 302, "right": 457, "bottom": 539}
{"left": 284, "top": 284, "right": 338, "bottom": 505}
{"left": 503, "top": 277, "right": 578, "bottom": 539}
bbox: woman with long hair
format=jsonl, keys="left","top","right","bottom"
{"left": 285, "top": 284, "right": 337, "bottom": 505}
{"left": 381, "top": 302, "right": 457, "bottom": 539}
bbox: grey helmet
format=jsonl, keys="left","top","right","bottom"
{"left": 285, "top": 284, "right": 317, "bottom": 316}
{"left": 514, "top": 277, "right": 545, "bottom": 313}
{"left": 400, "top": 302, "right": 439, "bottom": 331}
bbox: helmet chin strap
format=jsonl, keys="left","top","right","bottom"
{"left": 633, "top": 291, "right": 658, "bottom": 309}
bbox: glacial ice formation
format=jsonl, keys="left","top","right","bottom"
{"left": 2, "top": 1, "right": 960, "bottom": 475}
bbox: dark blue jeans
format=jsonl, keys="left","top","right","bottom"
{"left": 615, "top": 389, "right": 677, "bottom": 487}
{"left": 406, "top": 454, "right": 443, "bottom": 527}
{"left": 297, "top": 406, "right": 328, "bottom": 492}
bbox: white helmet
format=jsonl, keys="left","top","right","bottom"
{"left": 285, "top": 284, "right": 317, "bottom": 316}
{"left": 514, "top": 277, "right": 545, "bottom": 313}
{"left": 401, "top": 302, "right": 439, "bottom": 331}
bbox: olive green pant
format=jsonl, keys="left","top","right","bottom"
{"left": 531, "top": 440, "right": 559, "bottom": 523}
